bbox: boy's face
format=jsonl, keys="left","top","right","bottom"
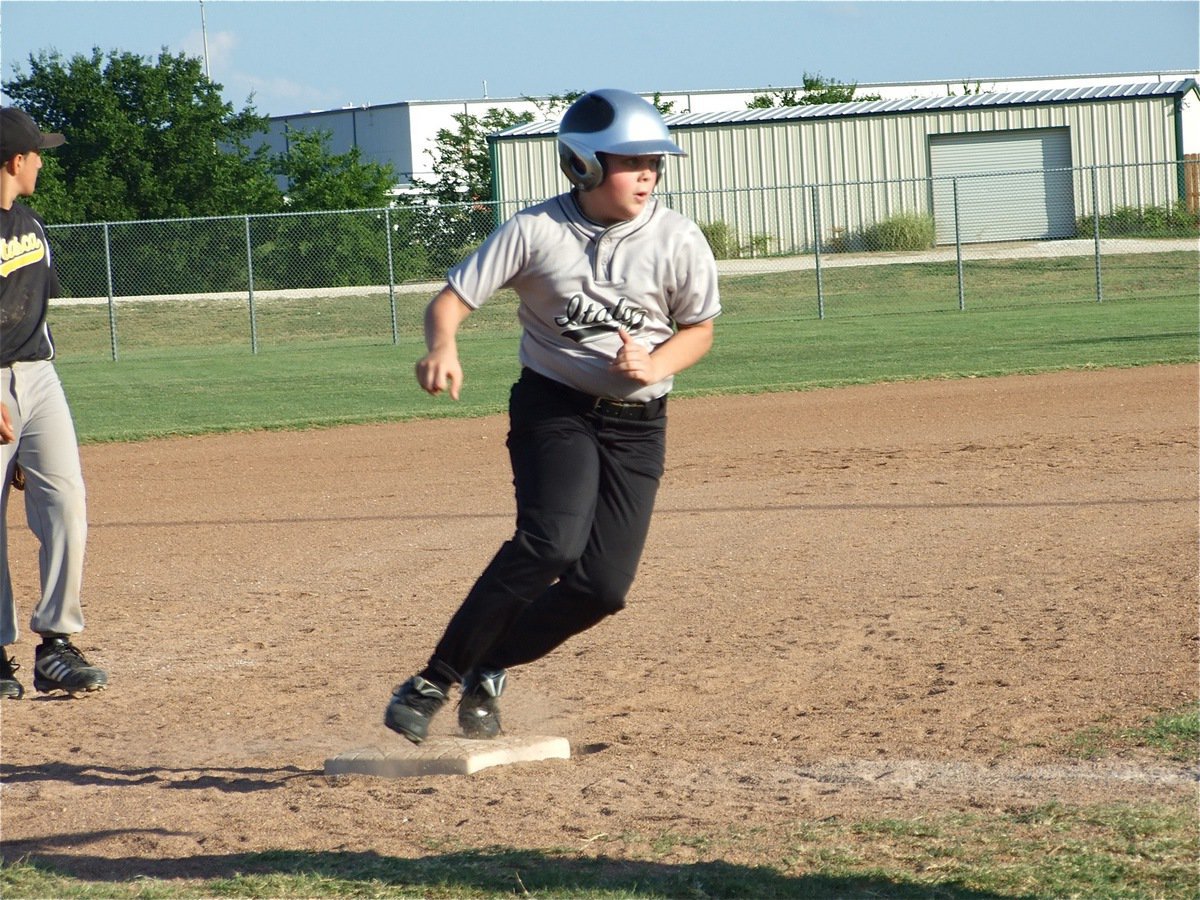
{"left": 5, "top": 150, "right": 44, "bottom": 196}
{"left": 578, "top": 153, "right": 661, "bottom": 225}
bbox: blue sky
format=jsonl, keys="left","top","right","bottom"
{"left": 2, "top": 1, "right": 1197, "bottom": 117}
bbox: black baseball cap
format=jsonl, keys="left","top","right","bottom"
{"left": 1, "top": 107, "right": 66, "bottom": 162}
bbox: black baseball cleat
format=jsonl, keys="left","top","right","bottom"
{"left": 458, "top": 668, "right": 506, "bottom": 739}
{"left": 0, "top": 647, "right": 24, "bottom": 700}
{"left": 33, "top": 637, "right": 108, "bottom": 695}
{"left": 384, "top": 675, "right": 448, "bottom": 744}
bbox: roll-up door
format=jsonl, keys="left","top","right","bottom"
{"left": 930, "top": 128, "right": 1074, "bottom": 244}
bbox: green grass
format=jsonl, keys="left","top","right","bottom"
{"left": 53, "top": 252, "right": 1199, "bottom": 443}
{"left": 1069, "top": 704, "right": 1200, "bottom": 762}
{"left": 2, "top": 801, "right": 1196, "bottom": 898}
{"left": 718, "top": 249, "right": 1194, "bottom": 315}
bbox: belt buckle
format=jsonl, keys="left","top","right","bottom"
{"left": 593, "top": 397, "right": 645, "bottom": 419}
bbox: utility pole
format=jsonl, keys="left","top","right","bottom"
{"left": 200, "top": 0, "right": 211, "bottom": 80}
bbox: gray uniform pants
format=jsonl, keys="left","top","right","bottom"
{"left": 1, "top": 360, "right": 88, "bottom": 645}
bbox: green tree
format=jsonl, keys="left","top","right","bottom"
{"left": 747, "top": 87, "right": 802, "bottom": 108}
{"left": 416, "top": 107, "right": 535, "bottom": 205}
{"left": 272, "top": 129, "right": 397, "bottom": 211}
{"left": 3, "top": 48, "right": 280, "bottom": 222}
{"left": 747, "top": 73, "right": 881, "bottom": 108}
{"left": 947, "top": 80, "right": 988, "bottom": 96}
{"left": 251, "top": 130, "right": 400, "bottom": 290}
{"left": 651, "top": 92, "right": 682, "bottom": 116}
{"left": 525, "top": 91, "right": 585, "bottom": 119}
{"left": 528, "top": 89, "right": 682, "bottom": 119}
{"left": 403, "top": 107, "right": 535, "bottom": 276}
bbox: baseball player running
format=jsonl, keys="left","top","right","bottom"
{"left": 1, "top": 107, "right": 107, "bottom": 699}
{"left": 384, "top": 89, "right": 720, "bottom": 743}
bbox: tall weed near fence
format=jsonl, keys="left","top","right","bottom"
{"left": 861, "top": 212, "right": 937, "bottom": 251}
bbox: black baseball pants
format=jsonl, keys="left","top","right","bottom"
{"left": 424, "top": 368, "right": 666, "bottom": 683}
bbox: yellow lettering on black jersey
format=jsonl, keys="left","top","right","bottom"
{"left": 0, "top": 231, "right": 47, "bottom": 277}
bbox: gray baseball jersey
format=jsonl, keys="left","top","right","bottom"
{"left": 447, "top": 191, "right": 721, "bottom": 403}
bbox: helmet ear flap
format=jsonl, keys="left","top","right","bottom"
{"left": 557, "top": 141, "right": 604, "bottom": 192}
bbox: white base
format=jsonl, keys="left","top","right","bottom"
{"left": 325, "top": 734, "right": 570, "bottom": 777}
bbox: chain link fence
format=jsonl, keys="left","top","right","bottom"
{"left": 47, "top": 160, "right": 1197, "bottom": 361}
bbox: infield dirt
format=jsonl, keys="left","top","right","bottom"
{"left": 1, "top": 364, "right": 1196, "bottom": 881}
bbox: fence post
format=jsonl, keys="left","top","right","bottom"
{"left": 102, "top": 222, "right": 118, "bottom": 361}
{"left": 1091, "top": 166, "right": 1103, "bottom": 303}
{"left": 245, "top": 215, "right": 259, "bottom": 354}
{"left": 811, "top": 186, "right": 825, "bottom": 320}
{"left": 953, "top": 178, "right": 965, "bottom": 311}
{"left": 385, "top": 207, "right": 398, "bottom": 345}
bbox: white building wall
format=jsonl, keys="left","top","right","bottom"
{"left": 262, "top": 71, "right": 1200, "bottom": 190}
{"left": 265, "top": 106, "right": 416, "bottom": 187}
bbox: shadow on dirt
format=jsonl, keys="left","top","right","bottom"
{"left": 2, "top": 845, "right": 1024, "bottom": 899}
{"left": 0, "top": 761, "right": 317, "bottom": 792}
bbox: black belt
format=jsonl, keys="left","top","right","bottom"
{"left": 592, "top": 395, "right": 665, "bottom": 420}
{"left": 523, "top": 368, "right": 666, "bottom": 421}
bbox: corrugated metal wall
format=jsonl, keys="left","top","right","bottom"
{"left": 492, "top": 91, "right": 1185, "bottom": 249}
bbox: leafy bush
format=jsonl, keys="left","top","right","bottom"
{"left": 861, "top": 212, "right": 936, "bottom": 251}
{"left": 1077, "top": 201, "right": 1199, "bottom": 237}
{"left": 824, "top": 213, "right": 934, "bottom": 253}
{"left": 700, "top": 220, "right": 735, "bottom": 259}
{"left": 700, "top": 220, "right": 772, "bottom": 259}
{"left": 252, "top": 212, "right": 391, "bottom": 290}
{"left": 742, "top": 233, "right": 773, "bottom": 257}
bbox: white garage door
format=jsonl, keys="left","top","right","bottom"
{"left": 930, "top": 128, "right": 1075, "bottom": 244}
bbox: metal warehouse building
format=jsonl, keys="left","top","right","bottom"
{"left": 490, "top": 80, "right": 1198, "bottom": 248}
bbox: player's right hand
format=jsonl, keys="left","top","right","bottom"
{"left": 415, "top": 351, "right": 464, "bottom": 401}
{"left": 0, "top": 403, "right": 13, "bottom": 444}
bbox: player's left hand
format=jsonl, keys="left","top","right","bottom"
{"left": 611, "top": 329, "right": 659, "bottom": 386}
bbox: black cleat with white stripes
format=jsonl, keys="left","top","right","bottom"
{"left": 33, "top": 637, "right": 108, "bottom": 695}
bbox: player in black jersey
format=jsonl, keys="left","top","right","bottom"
{"left": 1, "top": 107, "right": 107, "bottom": 700}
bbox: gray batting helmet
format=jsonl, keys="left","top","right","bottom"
{"left": 557, "top": 89, "right": 685, "bottom": 191}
